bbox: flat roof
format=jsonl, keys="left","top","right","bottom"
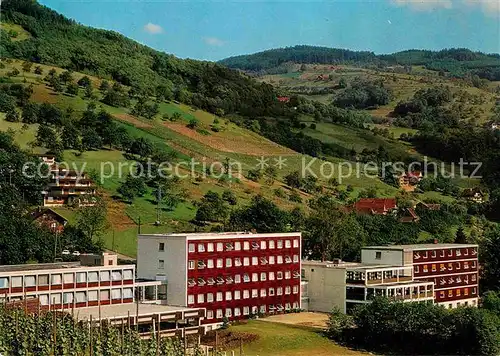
{"left": 0, "top": 262, "right": 81, "bottom": 273}
{"left": 302, "top": 260, "right": 403, "bottom": 270}
{"left": 363, "top": 243, "right": 477, "bottom": 251}
{"left": 139, "top": 232, "right": 301, "bottom": 240}
{"left": 74, "top": 303, "right": 199, "bottom": 321}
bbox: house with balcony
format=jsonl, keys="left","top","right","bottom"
{"left": 42, "top": 167, "right": 97, "bottom": 207}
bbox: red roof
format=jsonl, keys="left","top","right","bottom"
{"left": 277, "top": 96, "right": 290, "bottom": 103}
{"left": 354, "top": 198, "right": 397, "bottom": 215}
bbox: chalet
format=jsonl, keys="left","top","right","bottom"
{"left": 462, "top": 188, "right": 485, "bottom": 203}
{"left": 43, "top": 168, "right": 97, "bottom": 207}
{"left": 353, "top": 198, "right": 397, "bottom": 216}
{"left": 398, "top": 171, "right": 423, "bottom": 189}
{"left": 31, "top": 208, "right": 68, "bottom": 233}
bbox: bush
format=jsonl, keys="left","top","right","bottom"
{"left": 310, "top": 123, "right": 317, "bottom": 129}
{"left": 289, "top": 190, "right": 302, "bottom": 203}
{"left": 187, "top": 118, "right": 198, "bottom": 129}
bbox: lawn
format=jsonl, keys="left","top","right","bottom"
{"left": 0, "top": 114, "right": 38, "bottom": 149}
{"left": 228, "top": 320, "right": 366, "bottom": 356}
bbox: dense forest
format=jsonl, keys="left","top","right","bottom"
{"left": 0, "top": 0, "right": 281, "bottom": 118}
{"left": 219, "top": 45, "right": 500, "bottom": 80}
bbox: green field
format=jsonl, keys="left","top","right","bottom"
{"left": 228, "top": 320, "right": 365, "bottom": 356}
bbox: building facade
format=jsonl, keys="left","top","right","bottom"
{"left": 362, "top": 243, "right": 479, "bottom": 308}
{"left": 302, "top": 260, "right": 434, "bottom": 313}
{"left": 137, "top": 232, "right": 302, "bottom": 324}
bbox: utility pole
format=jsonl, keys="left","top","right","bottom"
{"left": 156, "top": 186, "right": 162, "bottom": 225}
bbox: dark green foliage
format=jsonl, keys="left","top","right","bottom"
{"left": 66, "top": 82, "right": 79, "bottom": 96}
{"left": 77, "top": 75, "right": 91, "bottom": 87}
{"left": 81, "top": 127, "right": 102, "bottom": 151}
{"left": 117, "top": 174, "right": 147, "bottom": 202}
{"left": 328, "top": 298, "right": 500, "bottom": 356}
{"left": 187, "top": 118, "right": 199, "bottom": 129}
{"left": 222, "top": 190, "right": 237, "bottom": 205}
{"left": 333, "top": 78, "right": 390, "bottom": 109}
{"left": 195, "top": 191, "right": 229, "bottom": 223}
{"left": 21, "top": 101, "right": 38, "bottom": 123}
{"left": 128, "top": 137, "right": 154, "bottom": 158}
{"left": 33, "top": 65, "right": 43, "bottom": 75}
{"left": 102, "top": 88, "right": 130, "bottom": 107}
{"left": 99, "top": 80, "right": 110, "bottom": 91}
{"left": 455, "top": 226, "right": 468, "bottom": 243}
{"left": 480, "top": 227, "right": 500, "bottom": 292}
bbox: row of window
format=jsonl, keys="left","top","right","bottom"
{"left": 437, "top": 287, "right": 477, "bottom": 299}
{"left": 415, "top": 261, "right": 477, "bottom": 274}
{"left": 25, "top": 288, "right": 134, "bottom": 306}
{"left": 186, "top": 255, "right": 300, "bottom": 270}
{"left": 206, "top": 303, "right": 300, "bottom": 319}
{"left": 184, "top": 239, "right": 300, "bottom": 254}
{"left": 187, "top": 270, "right": 300, "bottom": 287}
{"left": 188, "top": 285, "right": 299, "bottom": 304}
{"left": 434, "top": 273, "right": 477, "bottom": 287}
{"left": 413, "top": 248, "right": 477, "bottom": 260}
{"left": 0, "top": 270, "right": 134, "bottom": 289}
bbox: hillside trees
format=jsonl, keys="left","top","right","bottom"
{"left": 333, "top": 78, "right": 391, "bottom": 109}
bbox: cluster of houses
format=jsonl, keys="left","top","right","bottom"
{"left": 0, "top": 231, "right": 479, "bottom": 346}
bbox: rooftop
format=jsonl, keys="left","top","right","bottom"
{"left": 363, "top": 243, "right": 478, "bottom": 251}
{"left": 302, "top": 260, "right": 400, "bottom": 270}
{"left": 139, "top": 231, "right": 301, "bottom": 240}
{"left": 0, "top": 262, "right": 81, "bottom": 273}
{"left": 73, "top": 303, "right": 200, "bottom": 321}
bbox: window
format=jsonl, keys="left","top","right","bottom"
{"left": 38, "top": 275, "right": 49, "bottom": 286}
{"left": 217, "top": 259, "right": 223, "bottom": 268}
{"left": 235, "top": 275, "right": 241, "bottom": 283}
{"left": 235, "top": 258, "right": 242, "bottom": 267}
{"left": 243, "top": 241, "right": 250, "bottom": 250}
{"left": 260, "top": 289, "right": 266, "bottom": 297}
{"left": 25, "top": 275, "right": 36, "bottom": 287}
{"left": 243, "top": 257, "right": 250, "bottom": 266}
{"left": 285, "top": 271, "right": 291, "bottom": 279}
{"left": 234, "top": 290, "right": 241, "bottom": 300}
{"left": 448, "top": 249, "right": 453, "bottom": 257}
{"left": 464, "top": 261, "right": 469, "bottom": 269}
{"left": 188, "top": 260, "right": 195, "bottom": 270}
{"left": 188, "top": 295, "right": 195, "bottom": 304}
{"left": 51, "top": 293, "right": 62, "bottom": 304}
{"left": 456, "top": 262, "right": 461, "bottom": 270}
{"left": 260, "top": 272, "right": 267, "bottom": 281}
{"left": 252, "top": 257, "right": 258, "bottom": 266}
{"left": 472, "top": 274, "right": 477, "bottom": 282}
{"left": 440, "top": 250, "right": 445, "bottom": 257}
{"left": 414, "top": 266, "right": 419, "bottom": 273}
{"left": 293, "top": 285, "right": 299, "bottom": 294}
{"left": 431, "top": 250, "right": 436, "bottom": 258}
{"left": 269, "top": 256, "right": 275, "bottom": 265}
{"left": 448, "top": 263, "right": 453, "bottom": 271}
{"left": 225, "top": 308, "right": 232, "bottom": 318}
{"left": 234, "top": 308, "right": 241, "bottom": 317}
{"left": 100, "top": 290, "right": 110, "bottom": 301}
{"left": 188, "top": 244, "right": 195, "bottom": 253}
{"left": 88, "top": 272, "right": 98, "bottom": 283}
{"left": 440, "top": 291, "right": 445, "bottom": 298}
{"left": 431, "top": 264, "right": 436, "bottom": 272}
{"left": 456, "top": 289, "right": 461, "bottom": 297}
{"left": 285, "top": 286, "right": 291, "bottom": 295}
{"left": 375, "top": 251, "right": 382, "bottom": 260}
{"left": 243, "top": 290, "right": 250, "bottom": 299}
{"left": 423, "top": 251, "right": 428, "bottom": 258}
{"left": 75, "top": 291, "right": 86, "bottom": 304}
{"left": 235, "top": 241, "right": 241, "bottom": 250}
{"left": 123, "top": 288, "right": 133, "bottom": 299}
{"left": 50, "top": 274, "right": 61, "bottom": 286}
{"left": 158, "top": 260, "right": 165, "bottom": 269}
{"left": 243, "top": 306, "right": 250, "bottom": 315}
{"left": 464, "top": 249, "right": 469, "bottom": 256}
{"left": 123, "top": 270, "right": 133, "bottom": 280}
{"left": 472, "top": 287, "right": 477, "bottom": 295}
{"left": 216, "top": 292, "right": 223, "bottom": 301}
{"left": 111, "top": 289, "right": 121, "bottom": 300}
{"left": 88, "top": 290, "right": 98, "bottom": 301}
{"left": 260, "top": 241, "right": 266, "bottom": 249}
{"left": 207, "top": 243, "right": 214, "bottom": 252}
{"left": 216, "top": 242, "right": 223, "bottom": 251}
{"left": 260, "top": 305, "right": 266, "bottom": 314}
{"left": 207, "top": 259, "right": 214, "bottom": 268}
{"left": 277, "top": 287, "right": 283, "bottom": 295}
{"left": 448, "top": 290, "right": 453, "bottom": 297}
{"left": 269, "top": 288, "right": 275, "bottom": 296}
{"left": 226, "top": 258, "right": 232, "bottom": 267}
{"left": 456, "top": 249, "right": 461, "bottom": 257}
{"left": 285, "top": 256, "right": 292, "bottom": 263}
{"left": 423, "top": 265, "right": 428, "bottom": 273}
{"left": 252, "top": 289, "right": 258, "bottom": 298}
{"left": 269, "top": 240, "right": 275, "bottom": 249}
{"left": 207, "top": 310, "right": 214, "bottom": 319}
{"left": 158, "top": 242, "right": 165, "bottom": 252}
{"left": 197, "top": 294, "right": 204, "bottom": 303}
{"left": 198, "top": 243, "right": 205, "bottom": 252}
{"left": 293, "top": 239, "right": 299, "bottom": 248}
{"left": 464, "top": 288, "right": 469, "bottom": 296}
{"left": 207, "top": 293, "right": 214, "bottom": 302}
{"left": 269, "top": 272, "right": 275, "bottom": 280}
{"left": 277, "top": 240, "right": 283, "bottom": 248}
{"left": 225, "top": 291, "right": 232, "bottom": 301}
{"left": 243, "top": 274, "right": 250, "bottom": 283}
{"left": 252, "top": 306, "right": 259, "bottom": 314}
{"left": 277, "top": 272, "right": 283, "bottom": 280}
{"left": 293, "top": 255, "right": 299, "bottom": 263}
{"left": 252, "top": 273, "right": 258, "bottom": 282}
{"left": 277, "top": 256, "right": 283, "bottom": 264}
{"left": 216, "top": 309, "right": 223, "bottom": 319}
{"left": 472, "top": 261, "right": 477, "bottom": 268}
{"left": 285, "top": 240, "right": 291, "bottom": 248}
{"left": 100, "top": 271, "right": 110, "bottom": 282}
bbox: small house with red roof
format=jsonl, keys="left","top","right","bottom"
{"left": 353, "top": 198, "right": 397, "bottom": 216}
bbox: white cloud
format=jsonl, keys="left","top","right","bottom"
{"left": 391, "top": 0, "right": 453, "bottom": 11}
{"left": 464, "top": 0, "right": 500, "bottom": 16}
{"left": 203, "top": 37, "right": 225, "bottom": 47}
{"left": 144, "top": 23, "right": 163, "bottom": 34}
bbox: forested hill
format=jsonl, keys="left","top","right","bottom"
{"left": 219, "top": 45, "right": 500, "bottom": 80}
{"left": 0, "top": 0, "right": 278, "bottom": 117}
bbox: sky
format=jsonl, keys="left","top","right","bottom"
{"left": 39, "top": 0, "right": 500, "bottom": 61}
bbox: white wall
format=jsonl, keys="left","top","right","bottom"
{"left": 361, "top": 249, "right": 405, "bottom": 266}
{"left": 302, "top": 265, "right": 346, "bottom": 313}
{"left": 137, "top": 235, "right": 187, "bottom": 307}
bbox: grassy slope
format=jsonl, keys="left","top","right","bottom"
{"left": 229, "top": 320, "right": 365, "bottom": 356}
